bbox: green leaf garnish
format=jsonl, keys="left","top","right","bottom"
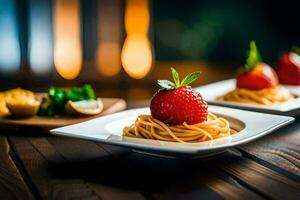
{"left": 38, "top": 84, "right": 96, "bottom": 116}
{"left": 181, "top": 71, "right": 201, "bottom": 86}
{"left": 291, "top": 46, "right": 300, "bottom": 55}
{"left": 171, "top": 67, "right": 180, "bottom": 87}
{"left": 157, "top": 68, "right": 201, "bottom": 91}
{"left": 157, "top": 80, "right": 176, "bottom": 90}
{"left": 244, "top": 40, "right": 262, "bottom": 72}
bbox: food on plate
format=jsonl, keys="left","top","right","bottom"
{"left": 218, "top": 41, "right": 294, "bottom": 105}
{"left": 4, "top": 88, "right": 35, "bottom": 99}
{"left": 0, "top": 96, "right": 10, "bottom": 117}
{"left": 0, "top": 85, "right": 102, "bottom": 118}
{"left": 65, "top": 98, "right": 103, "bottom": 115}
{"left": 123, "top": 68, "right": 236, "bottom": 143}
{"left": 276, "top": 46, "right": 300, "bottom": 85}
{"left": 0, "top": 88, "right": 40, "bottom": 117}
{"left": 6, "top": 97, "right": 40, "bottom": 116}
{"left": 38, "top": 84, "right": 102, "bottom": 116}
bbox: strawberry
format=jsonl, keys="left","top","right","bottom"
{"left": 237, "top": 63, "right": 278, "bottom": 90}
{"left": 276, "top": 46, "right": 300, "bottom": 85}
{"left": 236, "top": 41, "right": 278, "bottom": 90}
{"left": 150, "top": 68, "right": 208, "bottom": 126}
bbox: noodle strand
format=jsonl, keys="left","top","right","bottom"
{"left": 218, "top": 86, "right": 294, "bottom": 105}
{"left": 123, "top": 113, "right": 236, "bottom": 143}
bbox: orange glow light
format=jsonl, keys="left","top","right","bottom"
{"left": 53, "top": 0, "right": 82, "bottom": 80}
{"left": 125, "top": 0, "right": 149, "bottom": 34}
{"left": 96, "top": 42, "right": 121, "bottom": 76}
{"left": 121, "top": 0, "right": 153, "bottom": 79}
{"left": 96, "top": 0, "right": 121, "bottom": 77}
{"left": 121, "top": 35, "right": 152, "bottom": 79}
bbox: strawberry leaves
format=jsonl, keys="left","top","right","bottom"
{"left": 181, "top": 71, "right": 201, "bottom": 86}
{"left": 171, "top": 67, "right": 180, "bottom": 87}
{"left": 157, "top": 80, "right": 175, "bottom": 90}
{"left": 244, "top": 40, "right": 262, "bottom": 72}
{"left": 291, "top": 46, "right": 300, "bottom": 55}
{"left": 157, "top": 68, "right": 201, "bottom": 90}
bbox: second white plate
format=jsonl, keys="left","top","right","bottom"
{"left": 195, "top": 79, "right": 300, "bottom": 116}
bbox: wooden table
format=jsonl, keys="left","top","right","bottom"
{"left": 0, "top": 101, "right": 299, "bottom": 200}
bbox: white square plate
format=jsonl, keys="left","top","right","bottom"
{"left": 195, "top": 79, "right": 300, "bottom": 116}
{"left": 50, "top": 106, "right": 294, "bottom": 158}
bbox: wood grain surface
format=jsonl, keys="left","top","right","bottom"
{"left": 239, "top": 118, "right": 300, "bottom": 180}
{"left": 220, "top": 156, "right": 300, "bottom": 200}
{"left": 7, "top": 134, "right": 268, "bottom": 200}
{"left": 0, "top": 98, "right": 126, "bottom": 128}
{"left": 0, "top": 136, "right": 33, "bottom": 200}
{"left": 8, "top": 135, "right": 147, "bottom": 200}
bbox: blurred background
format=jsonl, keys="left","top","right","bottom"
{"left": 0, "top": 0, "right": 299, "bottom": 100}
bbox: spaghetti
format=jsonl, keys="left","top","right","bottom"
{"left": 218, "top": 86, "right": 294, "bottom": 105}
{"left": 123, "top": 113, "right": 236, "bottom": 143}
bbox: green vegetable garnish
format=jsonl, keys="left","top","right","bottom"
{"left": 38, "top": 97, "right": 55, "bottom": 116}
{"left": 83, "top": 84, "right": 96, "bottom": 99}
{"left": 49, "top": 87, "right": 66, "bottom": 108}
{"left": 158, "top": 67, "right": 201, "bottom": 90}
{"left": 38, "top": 84, "right": 96, "bottom": 116}
{"left": 244, "top": 40, "right": 262, "bottom": 72}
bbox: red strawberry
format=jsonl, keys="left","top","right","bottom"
{"left": 236, "top": 41, "right": 278, "bottom": 90}
{"left": 276, "top": 46, "right": 300, "bottom": 85}
{"left": 237, "top": 63, "right": 278, "bottom": 90}
{"left": 150, "top": 68, "right": 208, "bottom": 125}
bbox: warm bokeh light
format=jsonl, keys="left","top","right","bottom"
{"left": 0, "top": 0, "right": 20, "bottom": 74}
{"left": 121, "top": 0, "right": 153, "bottom": 79}
{"left": 96, "top": 42, "right": 121, "bottom": 77}
{"left": 53, "top": 0, "right": 82, "bottom": 80}
{"left": 124, "top": 0, "right": 150, "bottom": 34}
{"left": 121, "top": 35, "right": 152, "bottom": 79}
{"left": 96, "top": 0, "right": 121, "bottom": 77}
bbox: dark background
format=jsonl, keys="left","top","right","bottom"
{"left": 153, "top": 0, "right": 300, "bottom": 64}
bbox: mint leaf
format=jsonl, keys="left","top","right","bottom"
{"left": 171, "top": 67, "right": 180, "bottom": 87}
{"left": 291, "top": 46, "right": 300, "bottom": 55}
{"left": 244, "top": 40, "right": 261, "bottom": 72}
{"left": 156, "top": 67, "right": 202, "bottom": 90}
{"left": 181, "top": 71, "right": 201, "bottom": 86}
{"left": 157, "top": 80, "right": 176, "bottom": 90}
